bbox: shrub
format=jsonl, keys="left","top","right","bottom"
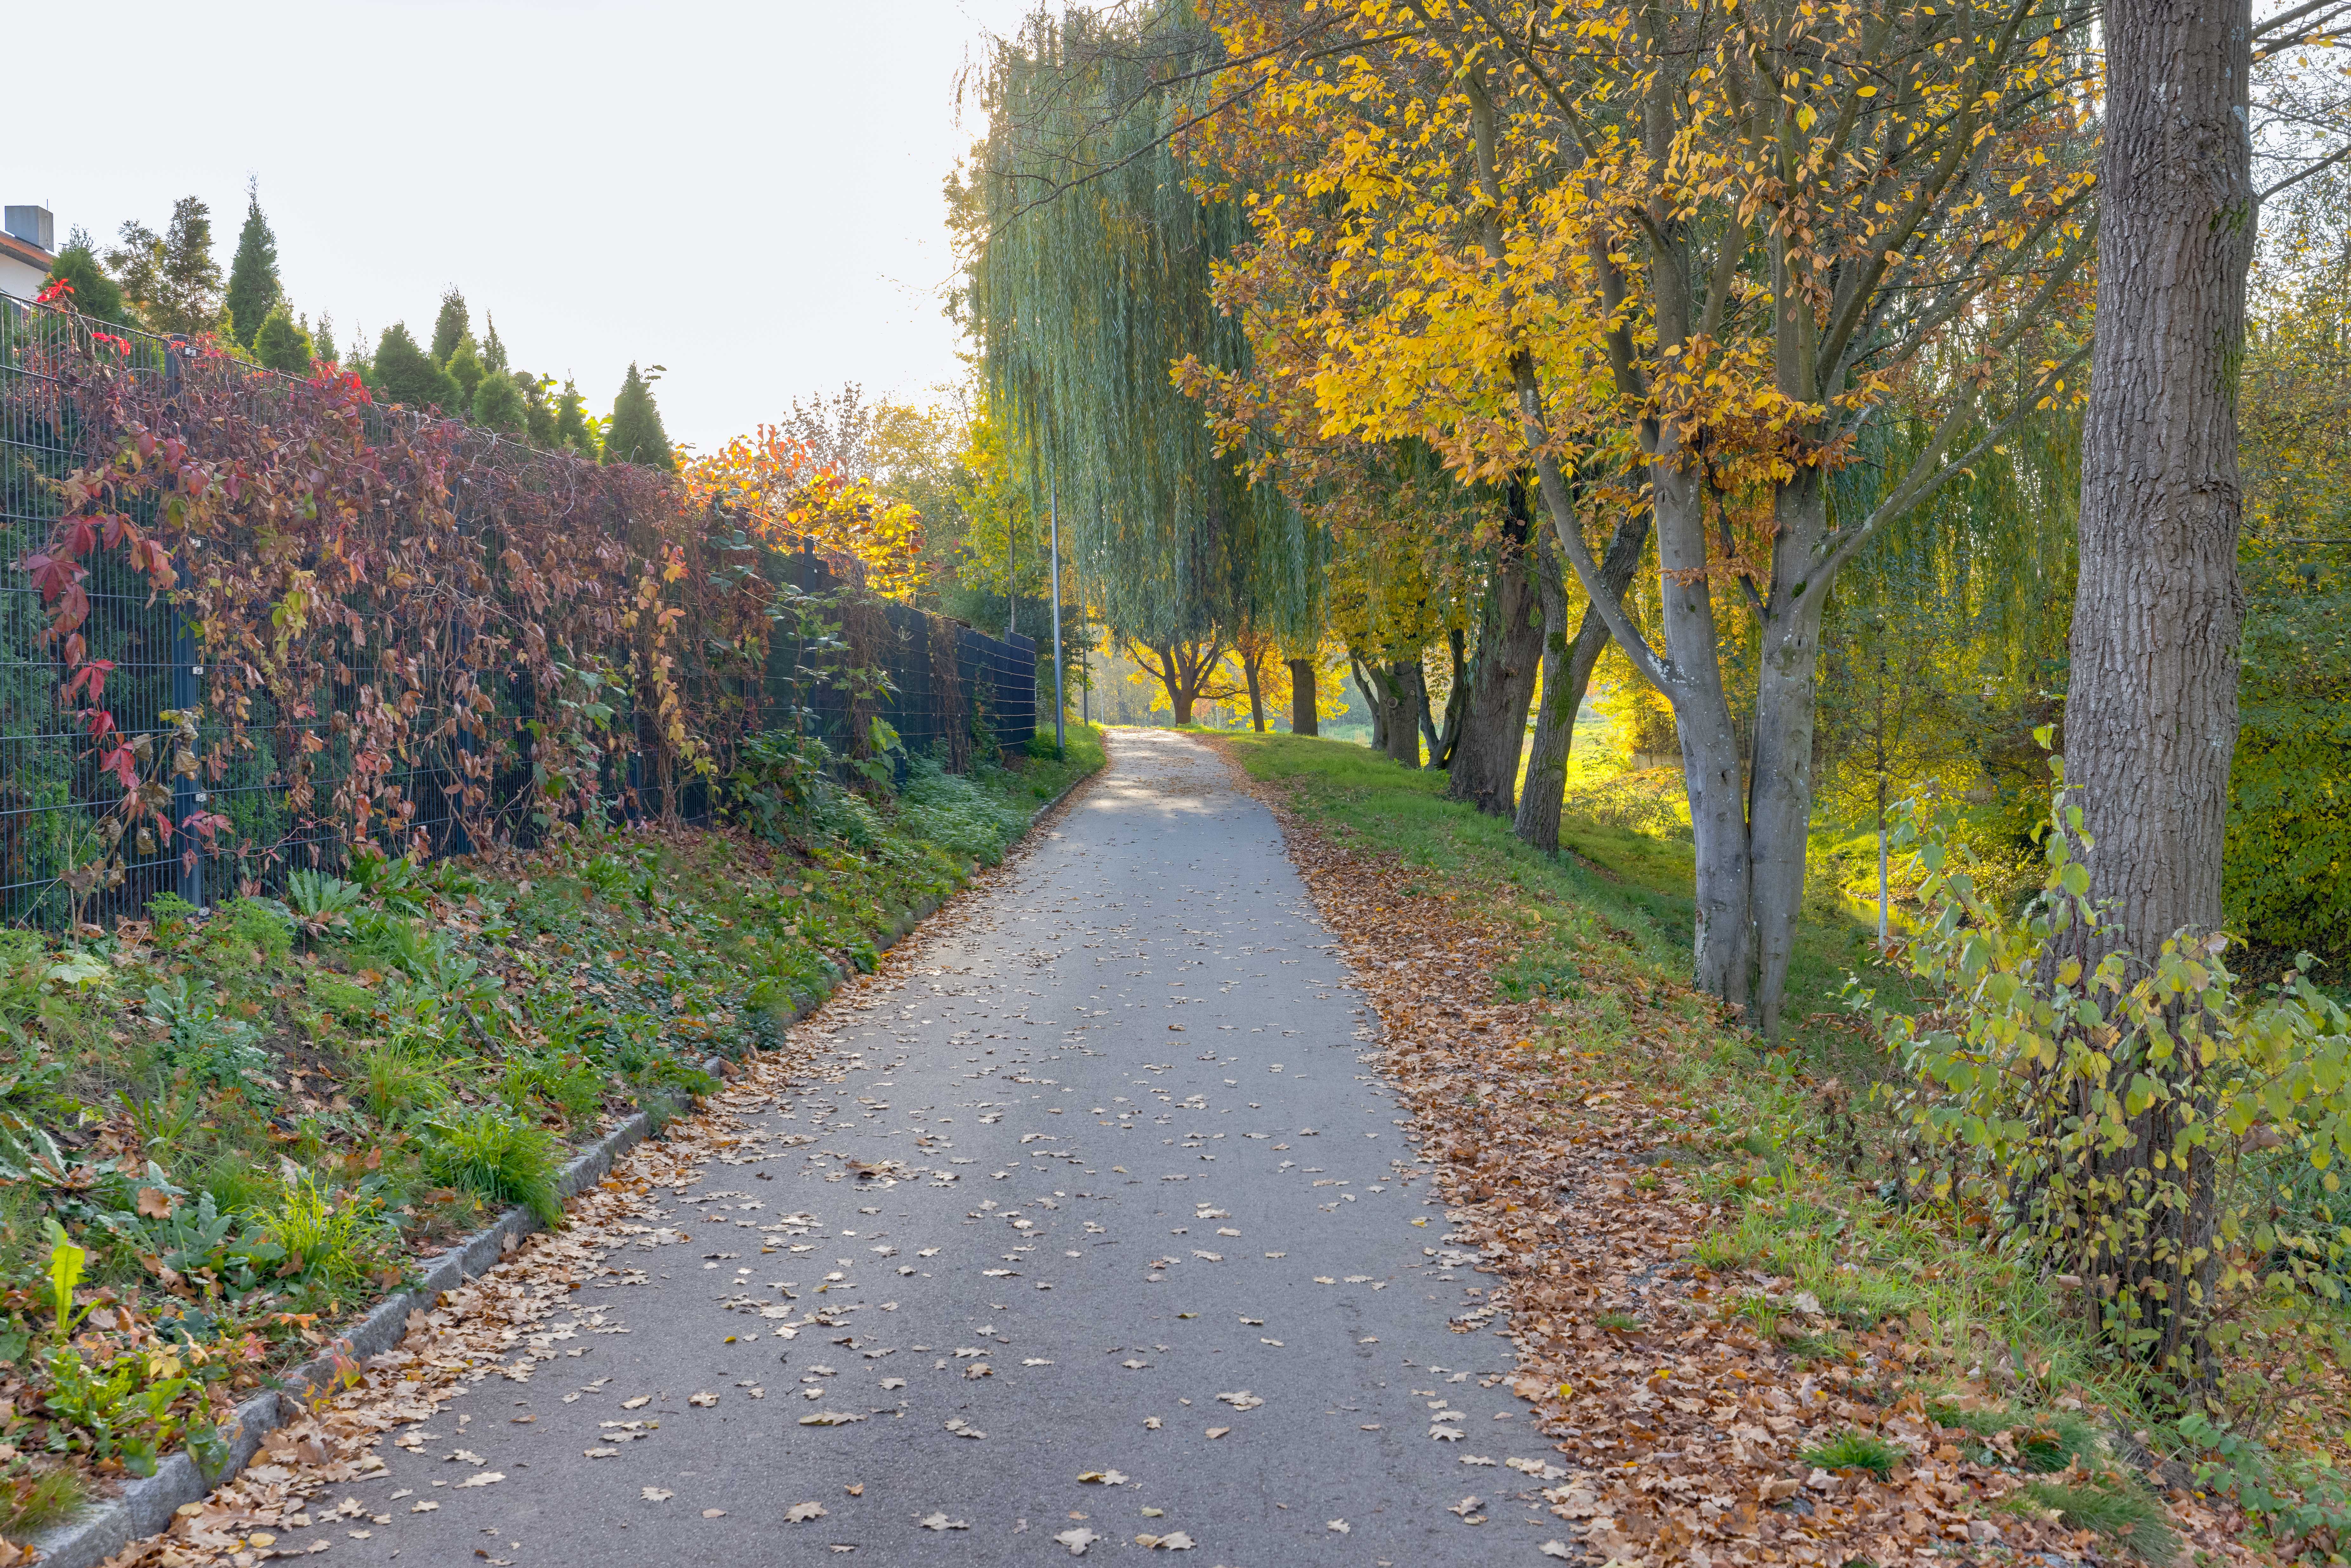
{"left": 1852, "top": 768, "right": 2351, "bottom": 1383}
{"left": 897, "top": 759, "right": 1026, "bottom": 864}
{"left": 425, "top": 1109, "right": 562, "bottom": 1225}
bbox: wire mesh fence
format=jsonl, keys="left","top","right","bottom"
{"left": 1, "top": 290, "right": 1036, "bottom": 928}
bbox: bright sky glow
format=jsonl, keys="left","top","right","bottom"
{"left": 6, "top": 0, "right": 1033, "bottom": 452}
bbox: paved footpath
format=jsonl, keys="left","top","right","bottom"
{"left": 337, "top": 730, "right": 1561, "bottom": 1565}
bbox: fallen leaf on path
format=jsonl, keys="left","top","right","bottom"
{"left": 1077, "top": 1469, "right": 1128, "bottom": 1486}
{"left": 785, "top": 1501, "right": 828, "bottom": 1522}
{"left": 455, "top": 1472, "right": 503, "bottom": 1488}
{"left": 1055, "top": 1525, "right": 1101, "bottom": 1554}
{"left": 688, "top": 1391, "right": 718, "bottom": 1407}
{"left": 921, "top": 1512, "right": 971, "bottom": 1531}
{"left": 642, "top": 1488, "right": 674, "bottom": 1502}
{"left": 1326, "top": 1519, "right": 1350, "bottom": 1534}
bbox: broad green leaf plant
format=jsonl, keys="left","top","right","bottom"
{"left": 1852, "top": 746, "right": 2351, "bottom": 1389}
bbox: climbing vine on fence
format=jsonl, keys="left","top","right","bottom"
{"left": 4, "top": 298, "right": 961, "bottom": 918}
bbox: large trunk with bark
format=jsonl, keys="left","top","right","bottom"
{"left": 2067, "top": 0, "right": 2253, "bottom": 958}
{"left": 1746, "top": 466, "right": 1831, "bottom": 1038}
{"left": 1401, "top": 658, "right": 1436, "bottom": 766}
{"left": 1447, "top": 500, "right": 1547, "bottom": 816}
{"left": 1288, "top": 659, "right": 1317, "bottom": 735}
{"left": 1653, "top": 463, "right": 1756, "bottom": 1011}
{"left": 2063, "top": 0, "right": 2254, "bottom": 1384}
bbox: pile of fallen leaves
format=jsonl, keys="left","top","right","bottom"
{"left": 1220, "top": 748, "right": 2262, "bottom": 1568}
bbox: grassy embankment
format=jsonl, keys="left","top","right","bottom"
{"left": 1226, "top": 729, "right": 2351, "bottom": 1562}
{"left": 0, "top": 728, "right": 1102, "bottom": 1542}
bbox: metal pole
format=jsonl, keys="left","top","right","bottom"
{"left": 163, "top": 337, "right": 204, "bottom": 914}
{"left": 1049, "top": 472, "right": 1065, "bottom": 757}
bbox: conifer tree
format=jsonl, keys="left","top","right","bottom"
{"left": 310, "top": 312, "right": 338, "bottom": 366}
{"left": 430, "top": 287, "right": 469, "bottom": 365}
{"left": 146, "top": 197, "right": 226, "bottom": 336}
{"left": 223, "top": 179, "right": 281, "bottom": 350}
{"left": 252, "top": 300, "right": 314, "bottom": 374}
{"left": 445, "top": 335, "right": 486, "bottom": 409}
{"left": 553, "top": 378, "right": 595, "bottom": 457}
{"left": 519, "top": 373, "right": 558, "bottom": 447}
{"left": 372, "top": 323, "right": 464, "bottom": 412}
{"left": 481, "top": 314, "right": 508, "bottom": 372}
{"left": 43, "top": 238, "right": 129, "bottom": 326}
{"left": 604, "top": 363, "right": 675, "bottom": 469}
{"left": 472, "top": 365, "right": 527, "bottom": 434}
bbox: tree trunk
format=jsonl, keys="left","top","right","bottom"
{"left": 1172, "top": 692, "right": 1195, "bottom": 726}
{"left": 2067, "top": 0, "right": 2253, "bottom": 959}
{"left": 1430, "top": 629, "right": 1467, "bottom": 768}
{"left": 2063, "top": 0, "right": 2254, "bottom": 1387}
{"left": 1394, "top": 659, "right": 1430, "bottom": 766}
{"left": 1516, "top": 539, "right": 1575, "bottom": 850}
{"left": 1288, "top": 659, "right": 1317, "bottom": 735}
{"left": 1516, "top": 509, "right": 1651, "bottom": 851}
{"left": 1746, "top": 465, "right": 1832, "bottom": 1037}
{"left": 1651, "top": 463, "right": 1756, "bottom": 1011}
{"left": 1448, "top": 496, "right": 1547, "bottom": 816}
{"left": 1355, "top": 655, "right": 1388, "bottom": 752}
{"left": 1244, "top": 659, "right": 1266, "bottom": 732}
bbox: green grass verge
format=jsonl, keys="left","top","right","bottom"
{"left": 0, "top": 726, "right": 1102, "bottom": 1490}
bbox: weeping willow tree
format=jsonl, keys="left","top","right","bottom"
{"left": 1815, "top": 405, "right": 2082, "bottom": 919}
{"left": 959, "top": 3, "right": 1320, "bottom": 648}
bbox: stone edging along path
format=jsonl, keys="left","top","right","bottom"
{"left": 27, "top": 763, "right": 1102, "bottom": 1568}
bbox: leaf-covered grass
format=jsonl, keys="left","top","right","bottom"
{"left": 1224, "top": 730, "right": 2351, "bottom": 1559}
{"left": 2015, "top": 1474, "right": 2182, "bottom": 1562}
{"left": 0, "top": 726, "right": 1100, "bottom": 1497}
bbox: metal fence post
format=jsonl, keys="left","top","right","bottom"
{"left": 162, "top": 339, "right": 204, "bottom": 912}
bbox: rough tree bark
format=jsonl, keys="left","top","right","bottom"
{"left": 1447, "top": 491, "right": 1548, "bottom": 816}
{"left": 2064, "top": 0, "right": 2254, "bottom": 1384}
{"left": 1288, "top": 659, "right": 1318, "bottom": 735}
{"left": 2067, "top": 0, "right": 2253, "bottom": 957}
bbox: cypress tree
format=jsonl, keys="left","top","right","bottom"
{"left": 472, "top": 366, "right": 528, "bottom": 434}
{"left": 44, "top": 240, "right": 129, "bottom": 326}
{"left": 445, "top": 334, "right": 486, "bottom": 408}
{"left": 553, "top": 378, "right": 595, "bottom": 457}
{"left": 430, "top": 287, "right": 469, "bottom": 366}
{"left": 481, "top": 314, "right": 508, "bottom": 372}
{"left": 253, "top": 300, "right": 314, "bottom": 374}
{"left": 372, "top": 323, "right": 465, "bottom": 412}
{"left": 604, "top": 363, "right": 675, "bottom": 470}
{"left": 223, "top": 179, "right": 281, "bottom": 350}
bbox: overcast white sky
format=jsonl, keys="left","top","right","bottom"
{"left": 7, "top": 0, "right": 1034, "bottom": 453}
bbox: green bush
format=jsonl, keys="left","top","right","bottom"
{"left": 897, "top": 760, "right": 1026, "bottom": 864}
{"left": 426, "top": 1109, "right": 562, "bottom": 1225}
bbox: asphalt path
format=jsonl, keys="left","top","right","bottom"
{"left": 334, "top": 729, "right": 1562, "bottom": 1565}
